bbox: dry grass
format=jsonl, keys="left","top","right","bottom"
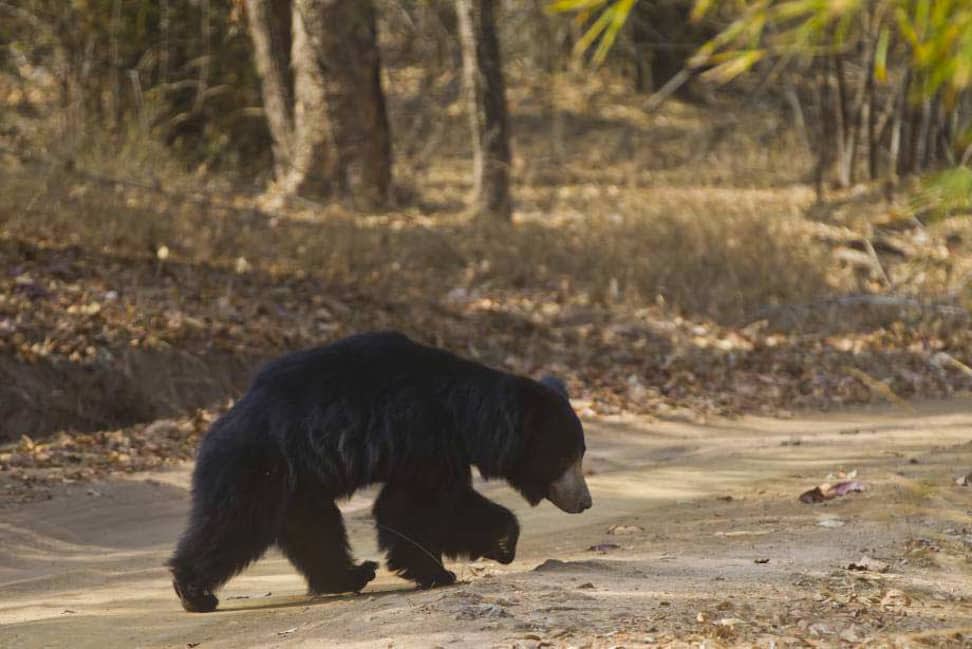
{"left": 0, "top": 168, "right": 831, "bottom": 326}
{"left": 0, "top": 71, "right": 841, "bottom": 326}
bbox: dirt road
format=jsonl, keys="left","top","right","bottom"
{"left": 1, "top": 400, "right": 970, "bottom": 648}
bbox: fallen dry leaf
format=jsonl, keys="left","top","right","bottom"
{"left": 588, "top": 543, "right": 621, "bottom": 553}
{"left": 846, "top": 556, "right": 890, "bottom": 573}
{"left": 817, "top": 517, "right": 846, "bottom": 528}
{"left": 716, "top": 617, "right": 745, "bottom": 627}
{"left": 880, "top": 589, "right": 911, "bottom": 608}
{"left": 830, "top": 480, "right": 866, "bottom": 496}
{"left": 606, "top": 524, "right": 643, "bottom": 536}
{"left": 800, "top": 480, "right": 866, "bottom": 503}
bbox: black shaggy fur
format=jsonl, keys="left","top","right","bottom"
{"left": 168, "top": 332, "right": 584, "bottom": 612}
{"left": 373, "top": 484, "right": 520, "bottom": 588}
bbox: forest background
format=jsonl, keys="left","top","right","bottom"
{"left": 1, "top": 0, "right": 971, "bottom": 468}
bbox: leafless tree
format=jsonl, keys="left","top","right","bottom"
{"left": 456, "top": 0, "right": 512, "bottom": 222}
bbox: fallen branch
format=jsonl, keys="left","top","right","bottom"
{"left": 844, "top": 366, "right": 913, "bottom": 410}
{"left": 930, "top": 352, "right": 972, "bottom": 378}
{"left": 753, "top": 294, "right": 968, "bottom": 320}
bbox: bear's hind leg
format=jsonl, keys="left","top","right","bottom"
{"left": 278, "top": 485, "right": 377, "bottom": 595}
{"left": 372, "top": 484, "right": 456, "bottom": 589}
{"left": 169, "top": 501, "right": 281, "bottom": 612}
{"left": 168, "top": 449, "right": 287, "bottom": 613}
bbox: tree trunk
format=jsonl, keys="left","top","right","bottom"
{"left": 250, "top": 0, "right": 391, "bottom": 206}
{"left": 814, "top": 62, "right": 834, "bottom": 200}
{"left": 833, "top": 54, "right": 852, "bottom": 188}
{"left": 318, "top": 0, "right": 392, "bottom": 208}
{"left": 196, "top": 0, "right": 212, "bottom": 114}
{"left": 281, "top": 0, "right": 333, "bottom": 198}
{"left": 864, "top": 20, "right": 878, "bottom": 180}
{"left": 629, "top": 7, "right": 652, "bottom": 93}
{"left": 893, "top": 70, "right": 911, "bottom": 176}
{"left": 244, "top": 0, "right": 294, "bottom": 180}
{"left": 108, "top": 0, "right": 122, "bottom": 129}
{"left": 456, "top": 0, "right": 513, "bottom": 222}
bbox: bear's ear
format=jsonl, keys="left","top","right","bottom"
{"left": 539, "top": 375, "right": 569, "bottom": 399}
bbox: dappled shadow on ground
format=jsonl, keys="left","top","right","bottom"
{"left": 217, "top": 586, "right": 415, "bottom": 615}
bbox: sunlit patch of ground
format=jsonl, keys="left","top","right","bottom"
{"left": 1, "top": 400, "right": 970, "bottom": 648}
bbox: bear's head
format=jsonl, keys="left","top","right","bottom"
{"left": 509, "top": 376, "right": 592, "bottom": 514}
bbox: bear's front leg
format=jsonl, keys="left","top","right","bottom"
{"left": 381, "top": 534, "right": 457, "bottom": 590}
{"left": 373, "top": 484, "right": 458, "bottom": 589}
{"left": 308, "top": 560, "right": 379, "bottom": 595}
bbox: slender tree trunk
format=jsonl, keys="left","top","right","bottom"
{"left": 916, "top": 97, "right": 932, "bottom": 171}
{"left": 196, "top": 0, "right": 211, "bottom": 112}
{"left": 888, "top": 81, "right": 903, "bottom": 179}
{"left": 281, "top": 0, "right": 333, "bottom": 198}
{"left": 456, "top": 0, "right": 513, "bottom": 222}
{"left": 893, "top": 70, "right": 911, "bottom": 176}
{"left": 244, "top": 0, "right": 294, "bottom": 180}
{"left": 833, "top": 55, "right": 852, "bottom": 188}
{"left": 629, "top": 6, "right": 652, "bottom": 93}
{"left": 814, "top": 62, "right": 834, "bottom": 200}
{"left": 866, "top": 79, "right": 876, "bottom": 180}
{"left": 843, "top": 50, "right": 873, "bottom": 187}
{"left": 865, "top": 31, "right": 878, "bottom": 180}
{"left": 108, "top": 0, "right": 122, "bottom": 128}
{"left": 922, "top": 95, "right": 941, "bottom": 168}
{"left": 903, "top": 94, "right": 922, "bottom": 175}
{"left": 159, "top": 0, "right": 170, "bottom": 86}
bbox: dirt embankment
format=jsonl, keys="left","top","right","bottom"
{"left": 1, "top": 399, "right": 970, "bottom": 649}
{"left": 0, "top": 348, "right": 260, "bottom": 442}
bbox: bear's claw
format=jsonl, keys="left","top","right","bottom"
{"left": 308, "top": 560, "right": 379, "bottom": 595}
{"left": 416, "top": 569, "right": 456, "bottom": 590}
{"left": 173, "top": 580, "right": 219, "bottom": 613}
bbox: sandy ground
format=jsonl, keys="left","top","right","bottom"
{"left": 1, "top": 400, "right": 971, "bottom": 649}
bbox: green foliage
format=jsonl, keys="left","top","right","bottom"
{"left": 552, "top": 0, "right": 972, "bottom": 103}
{"left": 547, "top": 0, "right": 637, "bottom": 66}
{"left": 692, "top": 0, "right": 972, "bottom": 101}
{"left": 912, "top": 166, "right": 972, "bottom": 221}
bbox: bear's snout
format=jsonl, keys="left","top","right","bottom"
{"left": 546, "top": 458, "right": 592, "bottom": 513}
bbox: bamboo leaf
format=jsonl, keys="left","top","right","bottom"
{"left": 690, "top": 0, "right": 716, "bottom": 23}
{"left": 874, "top": 25, "right": 890, "bottom": 82}
{"left": 546, "top": 0, "right": 608, "bottom": 14}
{"left": 571, "top": 5, "right": 614, "bottom": 60}
{"left": 700, "top": 49, "right": 766, "bottom": 83}
{"left": 591, "top": 0, "right": 637, "bottom": 66}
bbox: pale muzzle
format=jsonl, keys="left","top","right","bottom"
{"left": 546, "top": 458, "right": 592, "bottom": 513}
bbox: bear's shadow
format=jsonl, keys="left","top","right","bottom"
{"left": 217, "top": 582, "right": 465, "bottom": 613}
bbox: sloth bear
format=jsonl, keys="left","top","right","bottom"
{"left": 168, "top": 332, "right": 591, "bottom": 612}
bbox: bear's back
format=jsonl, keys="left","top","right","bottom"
{"left": 245, "top": 332, "right": 504, "bottom": 490}
{"left": 251, "top": 332, "right": 478, "bottom": 395}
